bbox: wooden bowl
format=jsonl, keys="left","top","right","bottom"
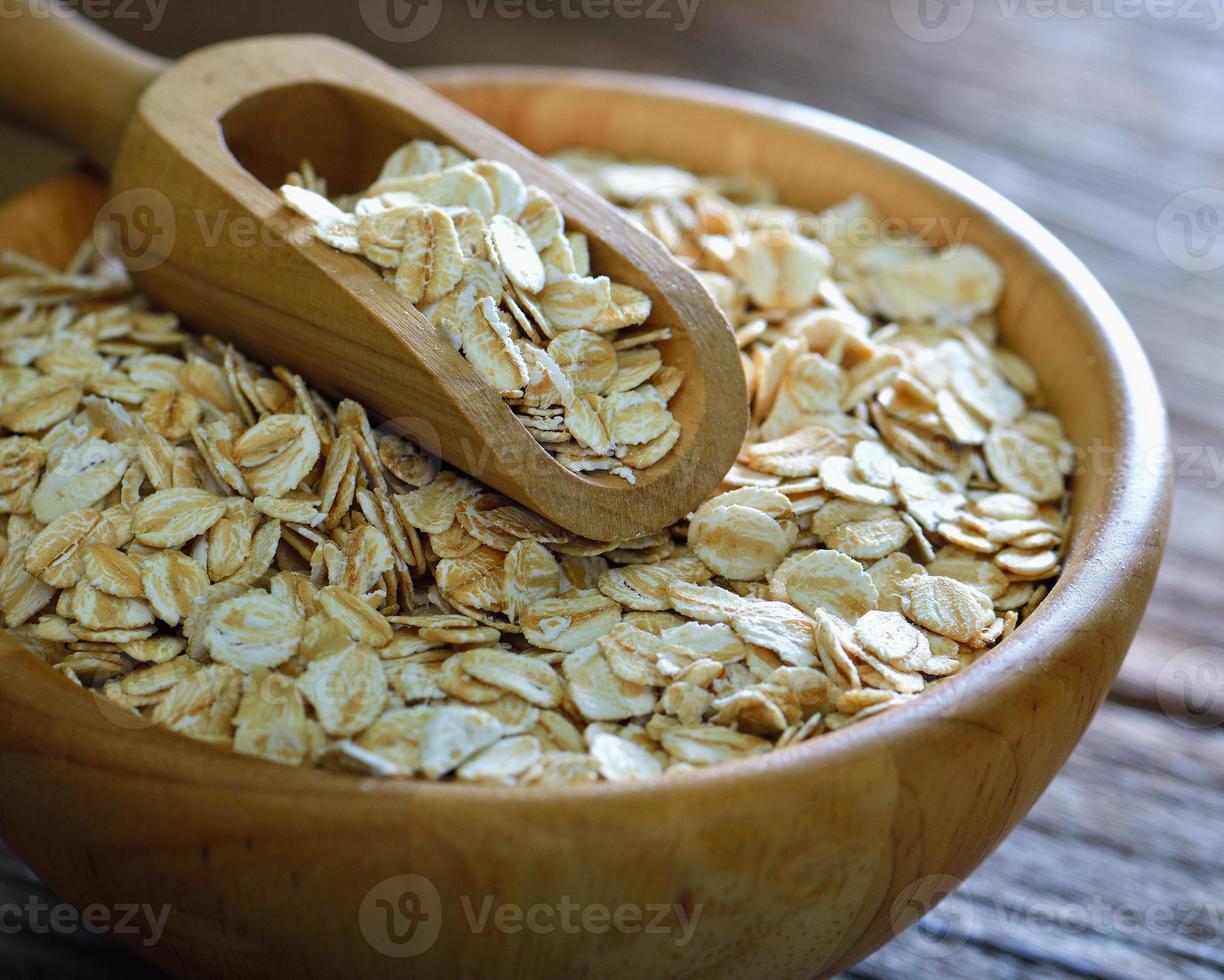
{"left": 0, "top": 68, "right": 1172, "bottom": 979}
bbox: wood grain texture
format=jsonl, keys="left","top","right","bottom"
{"left": 120, "top": 35, "right": 745, "bottom": 541}
{"left": 0, "top": 7, "right": 747, "bottom": 541}
{"left": 1, "top": 1, "right": 1216, "bottom": 976}
{"left": 0, "top": 0, "right": 161, "bottom": 169}
{"left": 6, "top": 700, "right": 1218, "bottom": 980}
{"left": 851, "top": 700, "right": 1224, "bottom": 978}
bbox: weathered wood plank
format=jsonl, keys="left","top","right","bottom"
{"left": 851, "top": 700, "right": 1224, "bottom": 978}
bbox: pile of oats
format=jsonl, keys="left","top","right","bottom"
{"left": 279, "top": 142, "right": 682, "bottom": 484}
{"left": 0, "top": 152, "right": 1070, "bottom": 785}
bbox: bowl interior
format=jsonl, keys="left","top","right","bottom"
{"left": 221, "top": 82, "right": 433, "bottom": 193}
{"left": 0, "top": 69, "right": 1167, "bottom": 799}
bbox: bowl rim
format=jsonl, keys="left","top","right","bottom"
{"left": 0, "top": 66, "right": 1172, "bottom": 805}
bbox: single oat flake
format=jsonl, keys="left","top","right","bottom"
{"left": 0, "top": 148, "right": 1070, "bottom": 784}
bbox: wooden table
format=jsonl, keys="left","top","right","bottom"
{"left": 2, "top": 1, "right": 1221, "bottom": 975}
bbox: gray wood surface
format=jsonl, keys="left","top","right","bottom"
{"left": 1, "top": 0, "right": 1221, "bottom": 976}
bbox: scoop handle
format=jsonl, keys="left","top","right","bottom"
{"left": 0, "top": 0, "right": 166, "bottom": 169}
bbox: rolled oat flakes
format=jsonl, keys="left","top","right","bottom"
{"left": 280, "top": 141, "right": 682, "bottom": 484}
{"left": 0, "top": 150, "right": 1071, "bottom": 783}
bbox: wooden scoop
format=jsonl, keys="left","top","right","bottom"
{"left": 0, "top": 4, "right": 746, "bottom": 542}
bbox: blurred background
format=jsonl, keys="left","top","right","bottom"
{"left": 2, "top": 0, "right": 1223, "bottom": 976}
